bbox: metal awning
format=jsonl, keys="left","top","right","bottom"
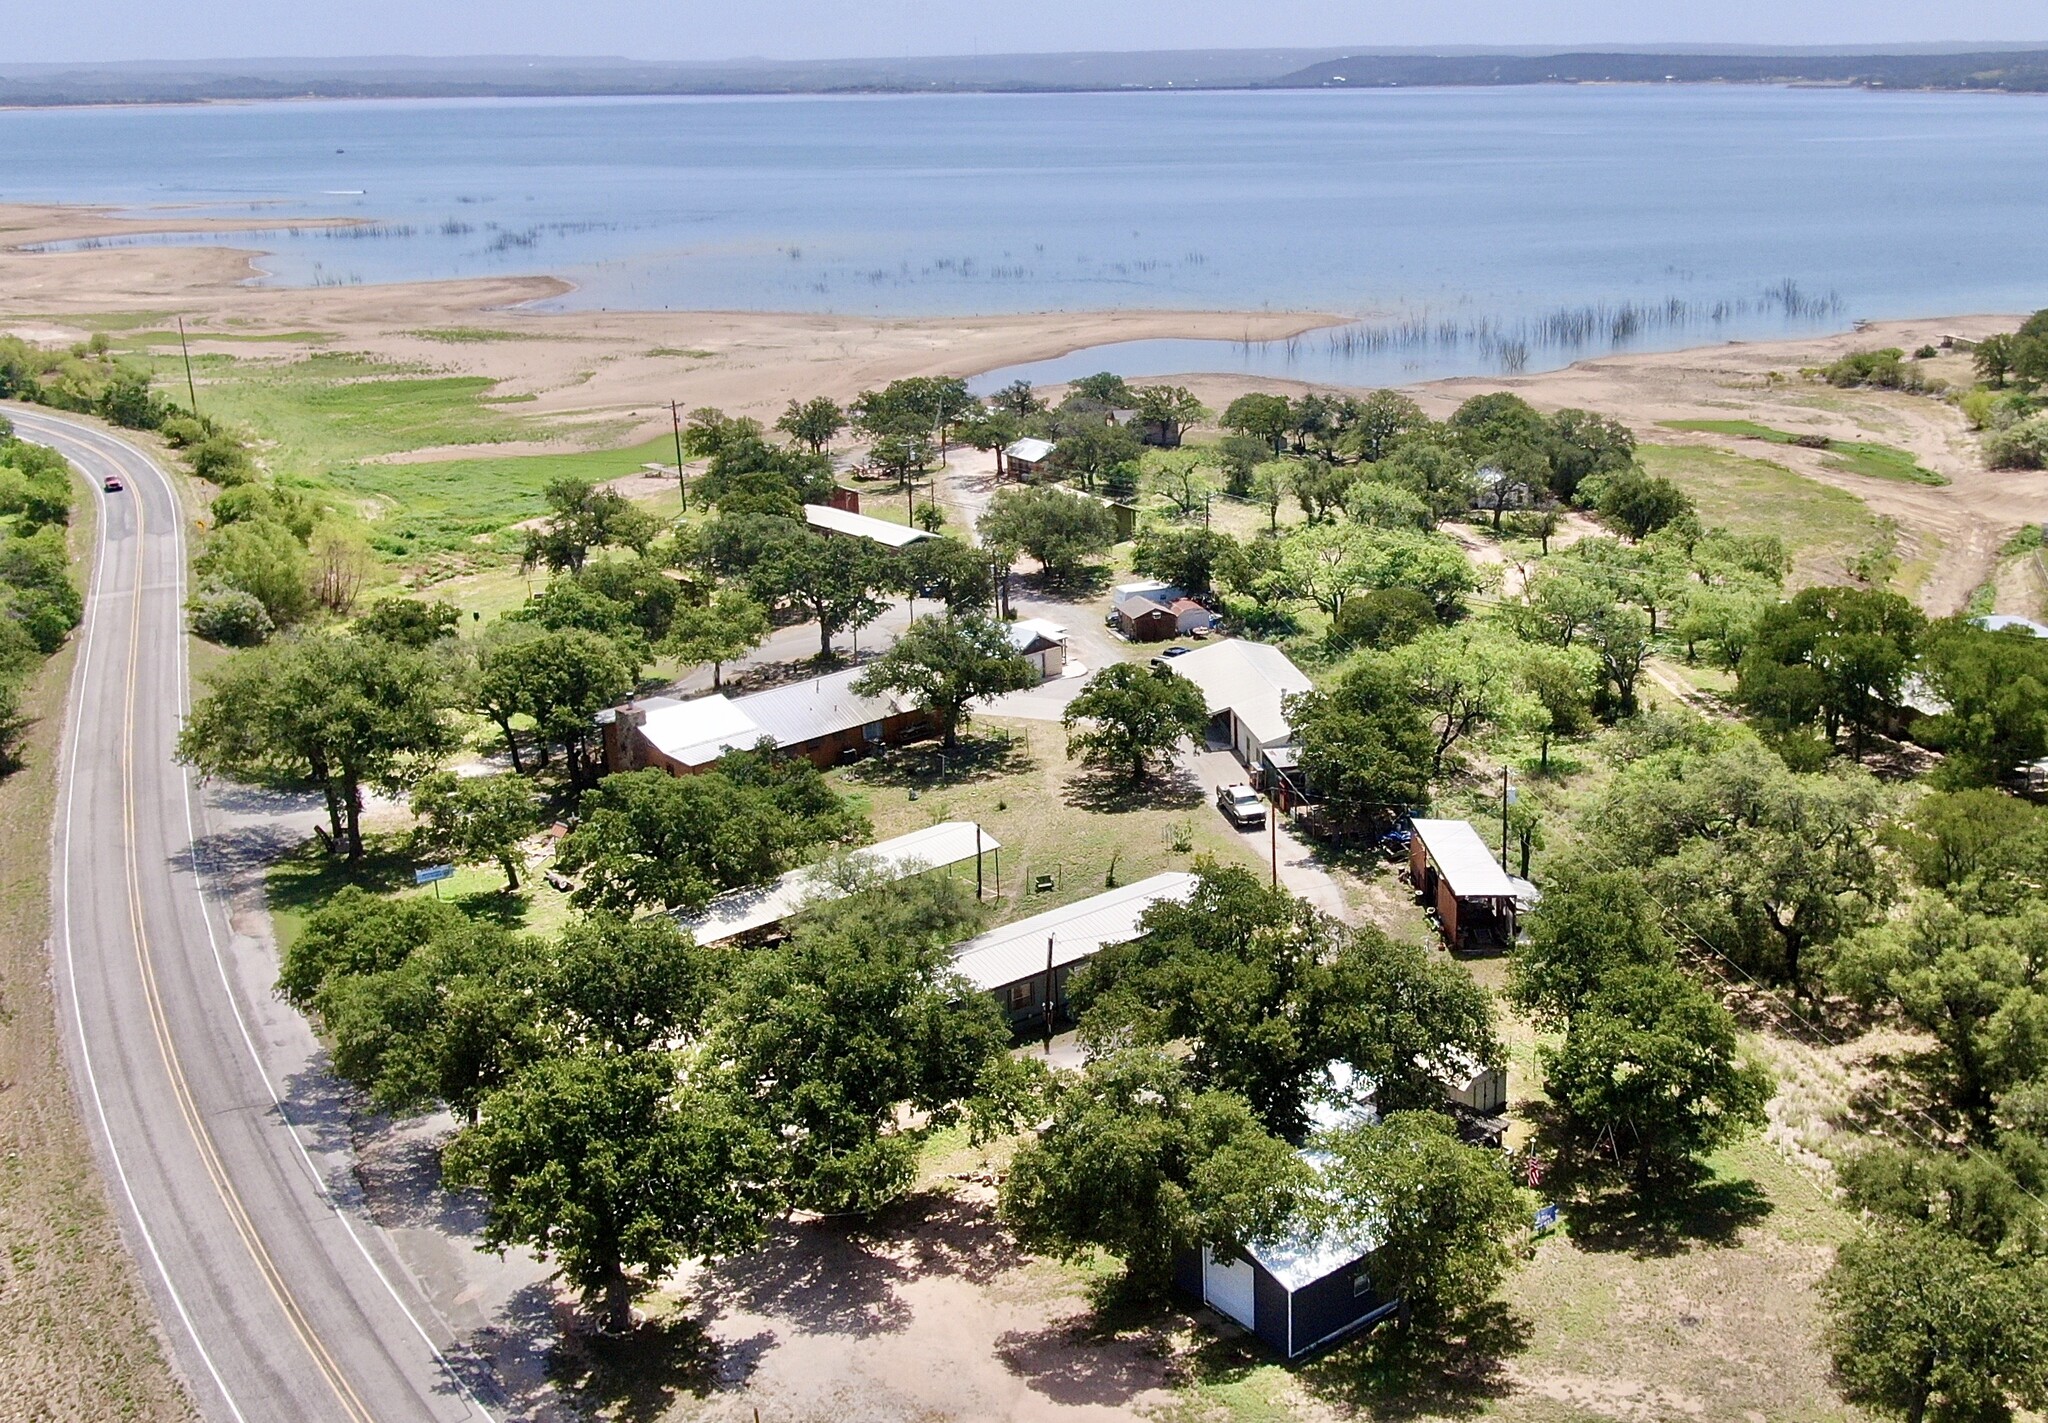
{"left": 1409, "top": 818, "right": 1517, "bottom": 899}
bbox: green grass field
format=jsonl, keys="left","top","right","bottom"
{"left": 1658, "top": 419, "right": 1946, "bottom": 486}
{"left": 171, "top": 351, "right": 532, "bottom": 475}
{"left": 338, "top": 436, "right": 679, "bottom": 563}
{"left": 1638, "top": 444, "right": 1885, "bottom": 584}
{"left": 144, "top": 347, "right": 665, "bottom": 570}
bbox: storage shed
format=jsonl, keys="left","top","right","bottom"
{"left": 1005, "top": 618, "right": 1070, "bottom": 680}
{"left": 1407, "top": 818, "right": 1521, "bottom": 952}
{"left": 1002, "top": 437, "right": 1057, "bottom": 480}
{"left": 1114, "top": 595, "right": 1181, "bottom": 642}
{"left": 1177, "top": 1228, "right": 1397, "bottom": 1361}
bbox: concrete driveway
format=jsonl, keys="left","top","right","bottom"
{"left": 1182, "top": 746, "right": 1354, "bottom": 921}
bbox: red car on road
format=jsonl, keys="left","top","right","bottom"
{"left": 102, "top": 475, "right": 124, "bottom": 492}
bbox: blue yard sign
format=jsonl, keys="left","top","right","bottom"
{"left": 414, "top": 864, "right": 455, "bottom": 885}
{"left": 1534, "top": 1204, "right": 1560, "bottom": 1234}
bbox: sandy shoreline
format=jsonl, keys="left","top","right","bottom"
{"left": 2, "top": 200, "right": 2042, "bottom": 614}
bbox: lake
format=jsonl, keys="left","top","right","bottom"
{"left": 4, "top": 87, "right": 2045, "bottom": 385}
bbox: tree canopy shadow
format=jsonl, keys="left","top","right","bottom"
{"left": 1295, "top": 1302, "right": 1533, "bottom": 1420}
{"left": 549, "top": 1306, "right": 759, "bottom": 1423}
{"left": 1525, "top": 1105, "right": 1773, "bottom": 1257}
{"left": 1061, "top": 762, "right": 1204, "bottom": 815}
{"left": 843, "top": 732, "right": 1035, "bottom": 791}
{"left": 992, "top": 1297, "right": 1180, "bottom": 1410}
{"left": 691, "top": 1214, "right": 916, "bottom": 1339}
{"left": 1015, "top": 564, "right": 1113, "bottom": 602}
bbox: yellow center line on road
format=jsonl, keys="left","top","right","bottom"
{"left": 115, "top": 467, "right": 379, "bottom": 1423}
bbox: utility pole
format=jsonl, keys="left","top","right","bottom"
{"left": 1269, "top": 792, "right": 1279, "bottom": 889}
{"left": 670, "top": 401, "right": 687, "bottom": 509}
{"left": 1500, "top": 768, "right": 1514, "bottom": 874}
{"left": 1044, "top": 935, "right": 1056, "bottom": 1055}
{"left": 177, "top": 317, "right": 199, "bottom": 416}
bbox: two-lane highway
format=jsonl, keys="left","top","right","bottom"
{"left": 17, "top": 407, "right": 501, "bottom": 1423}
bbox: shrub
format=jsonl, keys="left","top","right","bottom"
{"left": 1913, "top": 344, "right": 1940, "bottom": 360}
{"left": 187, "top": 584, "right": 275, "bottom": 646}
{"left": 1822, "top": 348, "right": 1922, "bottom": 391}
{"left": 159, "top": 414, "right": 213, "bottom": 449}
{"left": 95, "top": 366, "right": 166, "bottom": 431}
{"left": 1960, "top": 389, "right": 1998, "bottom": 430}
{"left": 189, "top": 433, "right": 255, "bottom": 487}
{"left": 1983, "top": 415, "right": 2048, "bottom": 471}
{"left": 193, "top": 518, "right": 311, "bottom": 627}
{"left": 1331, "top": 586, "right": 1437, "bottom": 650}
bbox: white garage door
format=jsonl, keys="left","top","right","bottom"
{"left": 1203, "top": 1246, "right": 1257, "bottom": 1330}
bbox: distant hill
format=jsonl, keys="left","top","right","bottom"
{"left": 3, "top": 47, "right": 2047, "bottom": 105}
{"left": 1266, "top": 49, "right": 2048, "bottom": 92}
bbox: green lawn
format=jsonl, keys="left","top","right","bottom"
{"left": 146, "top": 348, "right": 666, "bottom": 568}
{"left": 337, "top": 436, "right": 679, "bottom": 562}
{"left": 266, "top": 835, "right": 577, "bottom": 956}
{"left": 169, "top": 351, "right": 533, "bottom": 476}
{"left": 831, "top": 717, "right": 1276, "bottom": 932}
{"left": 1658, "top": 419, "right": 1947, "bottom": 486}
{"left": 114, "top": 328, "right": 336, "bottom": 351}
{"left": 405, "top": 327, "right": 531, "bottom": 344}
{"left": 1637, "top": 444, "right": 1885, "bottom": 585}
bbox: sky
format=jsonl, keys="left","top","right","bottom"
{"left": 12, "top": 0, "right": 2046, "bottom": 65}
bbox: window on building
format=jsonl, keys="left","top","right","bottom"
{"left": 1007, "top": 982, "right": 1035, "bottom": 1009}
{"left": 1352, "top": 1271, "right": 1373, "bottom": 1298}
{"left": 863, "top": 721, "right": 884, "bottom": 742}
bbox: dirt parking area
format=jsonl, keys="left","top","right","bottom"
{"left": 661, "top": 1188, "right": 1178, "bottom": 1423}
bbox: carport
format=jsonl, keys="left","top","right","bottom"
{"left": 1407, "top": 818, "right": 1520, "bottom": 953}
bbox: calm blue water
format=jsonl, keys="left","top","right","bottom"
{"left": 3, "top": 88, "right": 2044, "bottom": 385}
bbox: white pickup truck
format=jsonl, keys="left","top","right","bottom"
{"left": 1215, "top": 783, "right": 1266, "bottom": 830}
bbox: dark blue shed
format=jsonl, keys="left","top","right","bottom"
{"left": 1174, "top": 1227, "right": 1398, "bottom": 1359}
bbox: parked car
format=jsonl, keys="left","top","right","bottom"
{"left": 102, "top": 475, "right": 124, "bottom": 493}
{"left": 1215, "top": 783, "right": 1266, "bottom": 830}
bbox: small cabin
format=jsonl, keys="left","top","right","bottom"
{"left": 1114, "top": 595, "right": 1181, "bottom": 642}
{"left": 1002, "top": 437, "right": 1057, "bottom": 481}
{"left": 1408, "top": 818, "right": 1522, "bottom": 953}
{"left": 1175, "top": 1067, "right": 1398, "bottom": 1358}
{"left": 1006, "top": 618, "right": 1070, "bottom": 680}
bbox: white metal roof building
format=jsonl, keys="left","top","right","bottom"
{"left": 803, "top": 502, "right": 936, "bottom": 550}
{"left": 675, "top": 820, "right": 1000, "bottom": 945}
{"left": 949, "top": 871, "right": 1196, "bottom": 997}
{"left": 1407, "top": 817, "right": 1521, "bottom": 952}
{"left": 626, "top": 694, "right": 769, "bottom": 770}
{"left": 1163, "top": 639, "right": 1315, "bottom": 763}
{"left": 1408, "top": 819, "right": 1517, "bottom": 899}
{"left": 1112, "top": 579, "right": 1180, "bottom": 608}
{"left": 1974, "top": 613, "right": 2048, "bottom": 638}
{"left": 1003, "top": 437, "right": 1056, "bottom": 465}
{"left": 607, "top": 666, "right": 925, "bottom": 773}
{"left": 736, "top": 666, "right": 914, "bottom": 749}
